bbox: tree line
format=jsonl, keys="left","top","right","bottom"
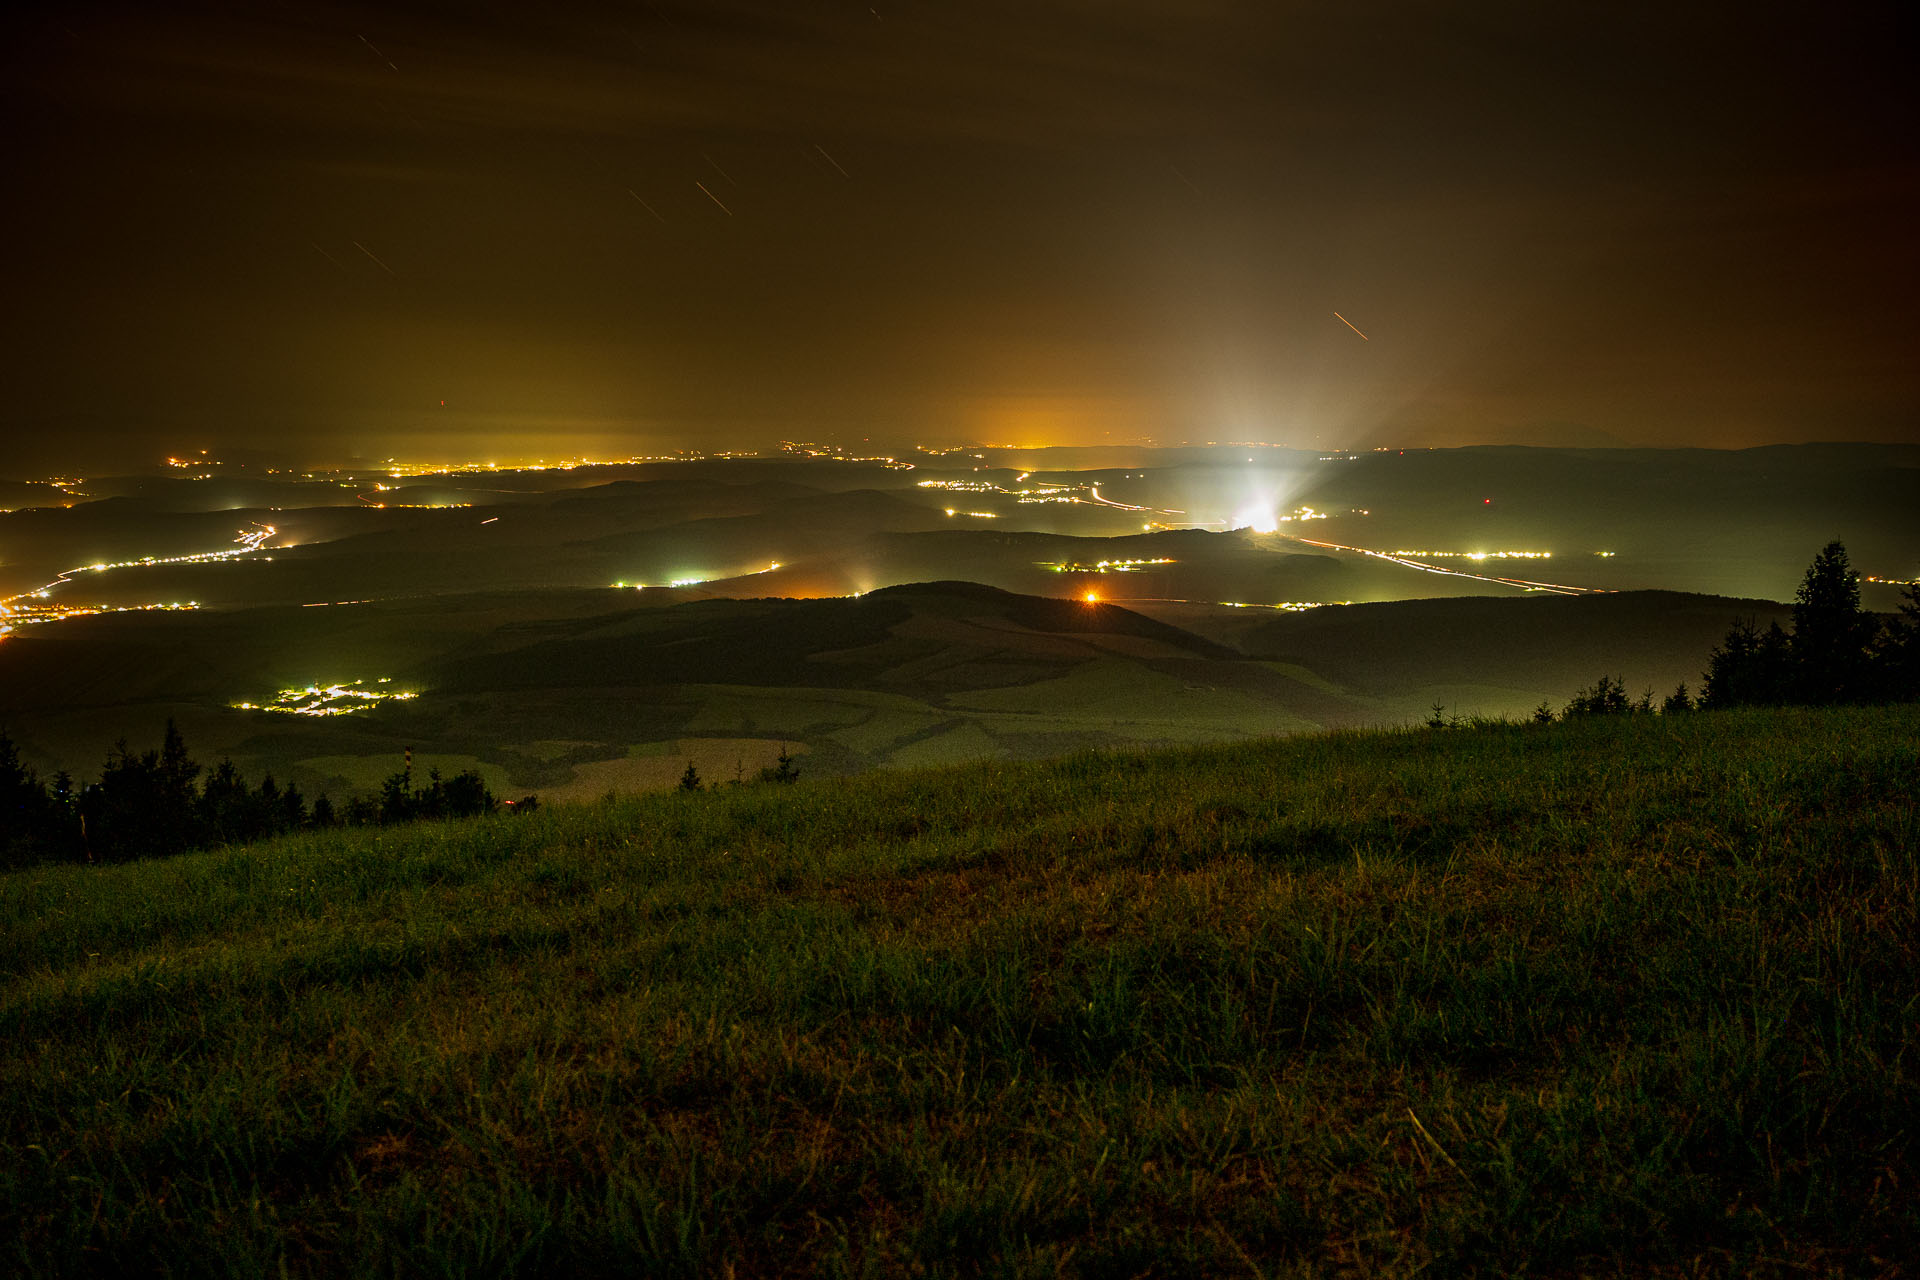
{"left": 678, "top": 746, "right": 801, "bottom": 792}
{"left": 0, "top": 722, "right": 530, "bottom": 870}
{"left": 1530, "top": 541, "right": 1919, "bottom": 723}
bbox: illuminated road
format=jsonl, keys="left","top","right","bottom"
{"left": 1086, "top": 486, "right": 1151, "bottom": 512}
{"left": 918, "top": 475, "right": 1186, "bottom": 518}
{"left": 1284, "top": 535, "right": 1608, "bottom": 595}
{"left": 0, "top": 523, "right": 277, "bottom": 633}
{"left": 354, "top": 487, "right": 474, "bottom": 509}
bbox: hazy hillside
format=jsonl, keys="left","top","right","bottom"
{"left": 1138, "top": 591, "right": 1795, "bottom": 707}
{"left": 52, "top": 483, "right": 960, "bottom": 610}
{"left": 10, "top": 446, "right": 1915, "bottom": 611}
{"left": 733, "top": 527, "right": 1485, "bottom": 604}
{"left": 429, "top": 581, "right": 1237, "bottom": 694}
{"left": 0, "top": 582, "right": 1792, "bottom": 801}
{"left": 1026, "top": 443, "right": 1920, "bottom": 601}
{"left": 4, "top": 706, "right": 1914, "bottom": 1274}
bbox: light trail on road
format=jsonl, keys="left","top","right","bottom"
{"left": 0, "top": 524, "right": 278, "bottom": 628}
{"left": 1285, "top": 535, "right": 1608, "bottom": 595}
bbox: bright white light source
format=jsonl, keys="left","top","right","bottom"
{"left": 1234, "top": 505, "right": 1279, "bottom": 534}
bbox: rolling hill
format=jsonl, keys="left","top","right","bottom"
{"left": 2, "top": 580, "right": 1788, "bottom": 805}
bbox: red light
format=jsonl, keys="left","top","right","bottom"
{"left": 1484, "top": 498, "right": 1491, "bottom": 504}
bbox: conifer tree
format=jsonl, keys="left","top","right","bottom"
{"left": 155, "top": 719, "right": 202, "bottom": 851}
{"left": 198, "top": 758, "right": 250, "bottom": 846}
{"left": 761, "top": 746, "right": 800, "bottom": 783}
{"left": 1790, "top": 541, "right": 1877, "bottom": 703}
{"left": 1, "top": 732, "right": 53, "bottom": 867}
{"left": 1565, "top": 675, "right": 1632, "bottom": 716}
{"left": 378, "top": 767, "right": 415, "bottom": 824}
{"left": 1874, "top": 581, "right": 1920, "bottom": 701}
{"left": 276, "top": 779, "right": 309, "bottom": 831}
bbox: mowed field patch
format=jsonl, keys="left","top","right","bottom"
{"left": 1379, "top": 682, "right": 1563, "bottom": 723}
{"left": 680, "top": 685, "right": 920, "bottom": 737}
{"left": 1259, "top": 660, "right": 1348, "bottom": 696}
{"left": 949, "top": 659, "right": 1289, "bottom": 732}
{"left": 881, "top": 721, "right": 1004, "bottom": 768}
{"left": 537, "top": 737, "right": 805, "bottom": 801}
{"left": 826, "top": 708, "right": 953, "bottom": 756}
{"left": 970, "top": 712, "right": 1295, "bottom": 746}
{"left": 524, "top": 739, "right": 602, "bottom": 761}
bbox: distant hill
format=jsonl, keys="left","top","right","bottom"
{"left": 1, "top": 581, "right": 1796, "bottom": 794}
{"left": 429, "top": 580, "right": 1240, "bottom": 696}
{"left": 711, "top": 526, "right": 1562, "bottom": 606}
{"left": 1135, "top": 591, "right": 1793, "bottom": 706}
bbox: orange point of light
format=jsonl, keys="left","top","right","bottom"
{"left": 1083, "top": 591, "right": 1099, "bottom": 604}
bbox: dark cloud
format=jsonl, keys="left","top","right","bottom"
{"left": 3, "top": 1, "right": 1914, "bottom": 470}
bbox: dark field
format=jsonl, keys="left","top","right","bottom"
{"left": 3, "top": 705, "right": 1916, "bottom": 1275}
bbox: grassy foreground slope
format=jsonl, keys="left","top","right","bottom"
{"left": 3, "top": 707, "right": 1917, "bottom": 1276}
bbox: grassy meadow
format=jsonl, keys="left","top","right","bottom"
{"left": 3, "top": 705, "right": 1916, "bottom": 1276}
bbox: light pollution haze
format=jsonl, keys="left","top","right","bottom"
{"left": 3, "top": 0, "right": 1915, "bottom": 472}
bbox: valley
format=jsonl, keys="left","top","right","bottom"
{"left": 7, "top": 443, "right": 1893, "bottom": 803}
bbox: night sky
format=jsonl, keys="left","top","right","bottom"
{"left": 5, "top": 1, "right": 1915, "bottom": 470}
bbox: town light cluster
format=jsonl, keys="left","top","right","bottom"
{"left": 1041, "top": 558, "right": 1177, "bottom": 574}
{"left": 232, "top": 678, "right": 417, "bottom": 717}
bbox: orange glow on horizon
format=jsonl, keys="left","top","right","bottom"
{"left": 965, "top": 394, "right": 1158, "bottom": 454}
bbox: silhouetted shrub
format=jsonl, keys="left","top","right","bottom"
{"left": 759, "top": 747, "right": 800, "bottom": 784}
{"left": 1564, "top": 675, "right": 1648, "bottom": 717}
{"left": 375, "top": 765, "right": 498, "bottom": 822}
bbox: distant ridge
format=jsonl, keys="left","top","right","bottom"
{"left": 429, "top": 580, "right": 1240, "bottom": 695}
{"left": 1226, "top": 589, "right": 1791, "bottom": 697}
{"left": 864, "top": 581, "right": 1240, "bottom": 657}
